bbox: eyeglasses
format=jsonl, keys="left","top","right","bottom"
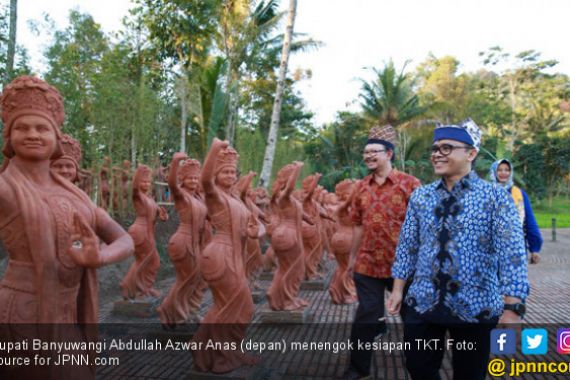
{"left": 363, "top": 149, "right": 386, "bottom": 156}
{"left": 430, "top": 144, "right": 473, "bottom": 156}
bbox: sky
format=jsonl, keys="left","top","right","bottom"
{"left": 16, "top": 0, "right": 570, "bottom": 126}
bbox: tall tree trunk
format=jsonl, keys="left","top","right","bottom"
{"left": 180, "top": 97, "right": 188, "bottom": 153}
{"left": 258, "top": 0, "right": 297, "bottom": 188}
{"left": 224, "top": 62, "right": 238, "bottom": 145}
{"left": 177, "top": 73, "right": 189, "bottom": 153}
{"left": 5, "top": 0, "right": 17, "bottom": 84}
{"left": 131, "top": 129, "right": 136, "bottom": 165}
{"left": 507, "top": 77, "right": 517, "bottom": 152}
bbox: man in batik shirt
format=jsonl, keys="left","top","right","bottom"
{"left": 387, "top": 119, "right": 529, "bottom": 380}
{"left": 344, "top": 124, "right": 420, "bottom": 380}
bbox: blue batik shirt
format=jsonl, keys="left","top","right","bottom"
{"left": 392, "top": 171, "right": 529, "bottom": 322}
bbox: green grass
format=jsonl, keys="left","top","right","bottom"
{"left": 532, "top": 196, "right": 570, "bottom": 228}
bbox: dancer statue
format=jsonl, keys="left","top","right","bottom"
{"left": 191, "top": 138, "right": 258, "bottom": 373}
{"left": 329, "top": 179, "right": 357, "bottom": 304}
{"left": 0, "top": 76, "right": 134, "bottom": 380}
{"left": 301, "top": 173, "right": 325, "bottom": 280}
{"left": 158, "top": 153, "right": 207, "bottom": 327}
{"left": 99, "top": 156, "right": 111, "bottom": 210}
{"left": 50, "top": 133, "right": 82, "bottom": 183}
{"left": 266, "top": 162, "right": 312, "bottom": 311}
{"left": 120, "top": 164, "right": 168, "bottom": 299}
{"left": 120, "top": 160, "right": 131, "bottom": 213}
{"left": 235, "top": 171, "right": 266, "bottom": 287}
{"left": 78, "top": 167, "right": 94, "bottom": 198}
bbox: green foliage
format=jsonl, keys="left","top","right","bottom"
{"left": 303, "top": 112, "right": 368, "bottom": 190}
{"left": 543, "top": 136, "right": 570, "bottom": 198}
{"left": 44, "top": 10, "right": 109, "bottom": 156}
{"left": 12, "top": 2, "right": 568, "bottom": 200}
{"left": 513, "top": 143, "right": 547, "bottom": 198}
{"left": 533, "top": 197, "right": 570, "bottom": 228}
{"left": 134, "top": 0, "right": 221, "bottom": 68}
{"left": 360, "top": 60, "right": 425, "bottom": 126}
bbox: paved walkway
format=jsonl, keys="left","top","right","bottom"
{"left": 96, "top": 229, "right": 570, "bottom": 379}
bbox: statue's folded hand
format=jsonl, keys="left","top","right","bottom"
{"left": 67, "top": 212, "right": 100, "bottom": 267}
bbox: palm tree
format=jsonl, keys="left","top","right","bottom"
{"left": 258, "top": 0, "right": 297, "bottom": 188}
{"left": 219, "top": 0, "right": 282, "bottom": 144}
{"left": 218, "top": 0, "right": 319, "bottom": 144}
{"left": 360, "top": 60, "right": 425, "bottom": 127}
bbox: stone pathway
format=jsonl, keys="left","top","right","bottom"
{"left": 96, "top": 229, "right": 570, "bottom": 379}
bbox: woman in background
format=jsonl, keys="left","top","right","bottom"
{"left": 490, "top": 158, "right": 543, "bottom": 263}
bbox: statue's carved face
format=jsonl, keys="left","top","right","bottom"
{"left": 51, "top": 157, "right": 77, "bottom": 182}
{"left": 139, "top": 174, "right": 152, "bottom": 193}
{"left": 216, "top": 166, "right": 237, "bottom": 189}
{"left": 11, "top": 114, "right": 57, "bottom": 161}
{"left": 182, "top": 174, "right": 200, "bottom": 193}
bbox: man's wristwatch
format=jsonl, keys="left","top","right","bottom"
{"left": 504, "top": 303, "right": 526, "bottom": 318}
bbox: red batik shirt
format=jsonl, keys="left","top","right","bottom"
{"left": 350, "top": 169, "right": 421, "bottom": 279}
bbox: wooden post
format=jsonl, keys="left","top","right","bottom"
{"left": 552, "top": 217, "right": 557, "bottom": 242}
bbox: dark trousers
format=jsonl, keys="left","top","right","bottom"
{"left": 403, "top": 308, "right": 497, "bottom": 380}
{"left": 348, "top": 273, "right": 393, "bottom": 376}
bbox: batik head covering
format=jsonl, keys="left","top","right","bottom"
{"left": 489, "top": 158, "right": 513, "bottom": 189}
{"left": 434, "top": 118, "right": 482, "bottom": 151}
{"left": 367, "top": 124, "right": 396, "bottom": 150}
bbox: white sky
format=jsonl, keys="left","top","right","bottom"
{"left": 17, "top": 0, "right": 570, "bottom": 125}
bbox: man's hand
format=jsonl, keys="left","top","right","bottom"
{"left": 499, "top": 310, "right": 522, "bottom": 324}
{"left": 386, "top": 290, "right": 403, "bottom": 315}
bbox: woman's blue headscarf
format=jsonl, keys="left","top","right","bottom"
{"left": 489, "top": 158, "right": 513, "bottom": 189}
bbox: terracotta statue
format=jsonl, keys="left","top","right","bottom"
{"left": 315, "top": 186, "right": 334, "bottom": 259}
{"left": 151, "top": 156, "right": 168, "bottom": 203}
{"left": 50, "top": 133, "right": 82, "bottom": 183}
{"left": 120, "top": 160, "right": 131, "bottom": 213}
{"left": 266, "top": 162, "right": 313, "bottom": 311}
{"left": 99, "top": 156, "right": 111, "bottom": 210}
{"left": 0, "top": 76, "right": 134, "bottom": 323}
{"left": 328, "top": 180, "right": 357, "bottom": 304}
{"left": 253, "top": 187, "right": 270, "bottom": 213}
{"left": 157, "top": 153, "right": 207, "bottom": 327}
{"left": 78, "top": 168, "right": 94, "bottom": 198}
{"left": 235, "top": 171, "right": 266, "bottom": 288}
{"left": 300, "top": 173, "right": 325, "bottom": 280}
{"left": 112, "top": 164, "right": 122, "bottom": 213}
{"left": 191, "top": 138, "right": 258, "bottom": 373}
{"left": 120, "top": 164, "right": 168, "bottom": 299}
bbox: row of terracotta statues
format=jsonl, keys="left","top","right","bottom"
{"left": 121, "top": 141, "right": 359, "bottom": 373}
{"left": 0, "top": 75, "right": 359, "bottom": 376}
{"left": 62, "top": 152, "right": 170, "bottom": 215}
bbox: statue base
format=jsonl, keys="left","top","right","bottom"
{"left": 186, "top": 365, "right": 276, "bottom": 380}
{"left": 258, "top": 271, "right": 274, "bottom": 281}
{"left": 300, "top": 277, "right": 328, "bottom": 291}
{"left": 147, "top": 323, "right": 199, "bottom": 341}
{"left": 113, "top": 297, "right": 160, "bottom": 318}
{"left": 258, "top": 304, "right": 310, "bottom": 323}
{"left": 252, "top": 290, "right": 265, "bottom": 304}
